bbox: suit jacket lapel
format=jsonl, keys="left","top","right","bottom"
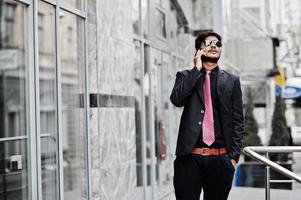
{"left": 196, "top": 73, "right": 205, "bottom": 105}
{"left": 217, "top": 68, "right": 227, "bottom": 106}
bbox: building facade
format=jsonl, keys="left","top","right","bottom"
{"left": 0, "top": 0, "right": 222, "bottom": 199}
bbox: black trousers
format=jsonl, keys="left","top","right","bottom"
{"left": 173, "top": 154, "right": 235, "bottom": 200}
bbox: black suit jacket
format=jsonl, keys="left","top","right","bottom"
{"left": 170, "top": 66, "right": 244, "bottom": 162}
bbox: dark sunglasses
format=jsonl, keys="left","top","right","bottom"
{"left": 203, "top": 39, "right": 222, "bottom": 47}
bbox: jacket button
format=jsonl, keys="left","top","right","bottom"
{"left": 201, "top": 110, "right": 204, "bottom": 114}
{"left": 198, "top": 121, "right": 202, "bottom": 125}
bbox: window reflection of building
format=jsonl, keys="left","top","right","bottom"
{"left": 142, "top": 0, "right": 149, "bottom": 39}
{"left": 1, "top": 2, "right": 16, "bottom": 48}
{"left": 132, "top": 0, "right": 146, "bottom": 194}
{"left": 37, "top": 1, "right": 58, "bottom": 200}
{"left": 62, "top": 0, "right": 83, "bottom": 10}
{"left": 59, "top": 10, "right": 87, "bottom": 199}
{"left": 1, "top": 0, "right": 88, "bottom": 199}
{"left": 38, "top": 12, "right": 44, "bottom": 49}
{"left": 155, "top": 8, "right": 166, "bottom": 39}
{"left": 0, "top": 1, "right": 28, "bottom": 199}
{"left": 132, "top": 0, "right": 140, "bottom": 35}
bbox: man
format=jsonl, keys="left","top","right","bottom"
{"left": 170, "top": 31, "right": 244, "bottom": 200}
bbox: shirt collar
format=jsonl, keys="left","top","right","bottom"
{"left": 201, "top": 66, "right": 219, "bottom": 74}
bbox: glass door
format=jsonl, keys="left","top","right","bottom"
{"left": 150, "top": 48, "right": 172, "bottom": 197}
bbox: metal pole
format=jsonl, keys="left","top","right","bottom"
{"left": 243, "top": 146, "right": 301, "bottom": 182}
{"left": 244, "top": 146, "right": 301, "bottom": 200}
{"left": 265, "top": 152, "right": 270, "bottom": 200}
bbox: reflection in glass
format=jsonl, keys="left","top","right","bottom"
{"left": 132, "top": 0, "right": 140, "bottom": 35}
{"left": 59, "top": 10, "right": 88, "bottom": 200}
{"left": 0, "top": 140, "right": 28, "bottom": 199}
{"left": 142, "top": 0, "right": 149, "bottom": 39}
{"left": 154, "top": 54, "right": 170, "bottom": 187}
{"left": 62, "top": 0, "right": 84, "bottom": 10}
{"left": 0, "top": 1, "right": 29, "bottom": 199}
{"left": 38, "top": 1, "right": 58, "bottom": 200}
{"left": 155, "top": 9, "right": 166, "bottom": 38}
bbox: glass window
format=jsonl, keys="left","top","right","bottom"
{"left": 132, "top": 0, "right": 149, "bottom": 38}
{"left": 142, "top": 0, "right": 149, "bottom": 39}
{"left": 0, "top": 1, "right": 29, "bottom": 199}
{"left": 156, "top": 53, "right": 170, "bottom": 187}
{"left": 155, "top": 9, "right": 166, "bottom": 39}
{"left": 59, "top": 10, "right": 88, "bottom": 200}
{"left": 62, "top": 0, "right": 84, "bottom": 10}
{"left": 132, "top": 0, "right": 140, "bottom": 35}
{"left": 38, "top": 1, "right": 58, "bottom": 200}
{"left": 1, "top": 2, "right": 16, "bottom": 48}
{"left": 38, "top": 12, "right": 44, "bottom": 50}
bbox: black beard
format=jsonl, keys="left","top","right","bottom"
{"left": 201, "top": 55, "right": 220, "bottom": 63}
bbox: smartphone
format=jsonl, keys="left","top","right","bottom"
{"left": 199, "top": 48, "right": 205, "bottom": 61}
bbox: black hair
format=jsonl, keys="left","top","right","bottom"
{"left": 195, "top": 31, "right": 222, "bottom": 50}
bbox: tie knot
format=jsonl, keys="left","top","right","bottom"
{"left": 206, "top": 70, "right": 211, "bottom": 75}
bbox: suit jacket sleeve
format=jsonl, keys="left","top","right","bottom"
{"left": 170, "top": 66, "right": 202, "bottom": 107}
{"left": 229, "top": 77, "right": 244, "bottom": 162}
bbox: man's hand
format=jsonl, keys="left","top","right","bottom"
{"left": 230, "top": 159, "right": 237, "bottom": 168}
{"left": 193, "top": 49, "right": 206, "bottom": 70}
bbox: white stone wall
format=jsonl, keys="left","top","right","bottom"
{"left": 88, "top": 0, "right": 137, "bottom": 199}
{"left": 87, "top": 0, "right": 214, "bottom": 199}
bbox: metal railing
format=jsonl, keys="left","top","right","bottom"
{"left": 243, "top": 146, "right": 301, "bottom": 200}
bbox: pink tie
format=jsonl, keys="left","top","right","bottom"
{"left": 202, "top": 70, "right": 215, "bottom": 146}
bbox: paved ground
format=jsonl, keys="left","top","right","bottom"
{"left": 161, "top": 186, "right": 301, "bottom": 200}
{"left": 293, "top": 152, "right": 301, "bottom": 190}
{"left": 228, "top": 187, "right": 301, "bottom": 200}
